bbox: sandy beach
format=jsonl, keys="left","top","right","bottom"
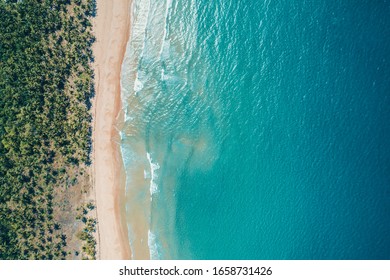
{"left": 92, "top": 0, "right": 132, "bottom": 260}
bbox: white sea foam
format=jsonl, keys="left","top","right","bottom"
{"left": 146, "top": 152, "right": 160, "bottom": 198}
{"left": 148, "top": 230, "right": 160, "bottom": 260}
{"left": 143, "top": 169, "right": 150, "bottom": 179}
{"left": 161, "top": 69, "right": 165, "bottom": 80}
{"left": 134, "top": 76, "right": 144, "bottom": 93}
{"left": 126, "top": 0, "right": 151, "bottom": 98}
{"left": 158, "top": 0, "right": 172, "bottom": 57}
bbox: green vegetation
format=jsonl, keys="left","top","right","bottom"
{"left": 0, "top": 0, "right": 97, "bottom": 259}
{"left": 75, "top": 202, "right": 96, "bottom": 260}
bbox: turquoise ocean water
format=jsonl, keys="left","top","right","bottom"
{"left": 120, "top": 0, "right": 390, "bottom": 259}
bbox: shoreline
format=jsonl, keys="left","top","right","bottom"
{"left": 92, "top": 0, "right": 132, "bottom": 260}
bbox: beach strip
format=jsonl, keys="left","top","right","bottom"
{"left": 92, "top": 0, "right": 132, "bottom": 260}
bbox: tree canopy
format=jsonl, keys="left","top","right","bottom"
{"left": 0, "top": 0, "right": 97, "bottom": 259}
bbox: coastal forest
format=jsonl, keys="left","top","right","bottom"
{"left": 0, "top": 0, "right": 97, "bottom": 259}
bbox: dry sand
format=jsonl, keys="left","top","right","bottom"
{"left": 92, "top": 0, "right": 132, "bottom": 260}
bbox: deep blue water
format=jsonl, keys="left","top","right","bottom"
{"left": 121, "top": 0, "right": 390, "bottom": 259}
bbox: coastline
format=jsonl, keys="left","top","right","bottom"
{"left": 92, "top": 0, "right": 132, "bottom": 259}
